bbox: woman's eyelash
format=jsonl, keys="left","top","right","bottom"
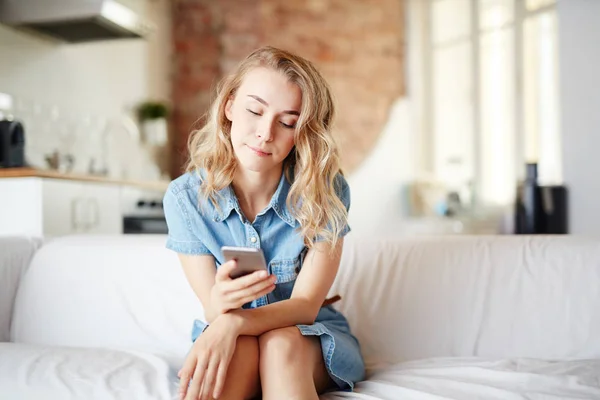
{"left": 247, "top": 109, "right": 295, "bottom": 129}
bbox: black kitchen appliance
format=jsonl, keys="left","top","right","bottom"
{"left": 514, "top": 163, "right": 568, "bottom": 234}
{"left": 0, "top": 118, "right": 26, "bottom": 168}
{"left": 123, "top": 199, "right": 167, "bottom": 234}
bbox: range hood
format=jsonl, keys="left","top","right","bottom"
{"left": 0, "top": 0, "right": 154, "bottom": 43}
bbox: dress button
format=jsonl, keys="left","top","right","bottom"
{"left": 250, "top": 237, "right": 257, "bottom": 243}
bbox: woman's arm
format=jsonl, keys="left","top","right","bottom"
{"left": 222, "top": 238, "right": 344, "bottom": 336}
{"left": 177, "top": 254, "right": 220, "bottom": 323}
{"left": 178, "top": 254, "right": 278, "bottom": 324}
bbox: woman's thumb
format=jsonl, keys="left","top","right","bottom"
{"left": 216, "top": 259, "right": 237, "bottom": 282}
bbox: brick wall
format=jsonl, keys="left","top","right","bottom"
{"left": 171, "top": 0, "right": 405, "bottom": 177}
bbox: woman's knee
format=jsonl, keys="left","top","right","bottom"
{"left": 258, "top": 327, "right": 309, "bottom": 365}
{"left": 258, "top": 327, "right": 332, "bottom": 398}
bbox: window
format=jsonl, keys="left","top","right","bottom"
{"left": 430, "top": 0, "right": 474, "bottom": 195}
{"left": 522, "top": 10, "right": 561, "bottom": 185}
{"left": 420, "top": 0, "right": 560, "bottom": 207}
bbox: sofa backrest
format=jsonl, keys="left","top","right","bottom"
{"left": 0, "top": 236, "right": 42, "bottom": 342}
{"left": 11, "top": 234, "right": 600, "bottom": 372}
{"left": 330, "top": 235, "right": 600, "bottom": 370}
{"left": 10, "top": 235, "right": 201, "bottom": 369}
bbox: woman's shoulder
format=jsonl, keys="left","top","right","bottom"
{"left": 332, "top": 172, "right": 350, "bottom": 209}
{"left": 332, "top": 172, "right": 349, "bottom": 193}
{"left": 164, "top": 170, "right": 206, "bottom": 210}
{"left": 167, "top": 170, "right": 204, "bottom": 195}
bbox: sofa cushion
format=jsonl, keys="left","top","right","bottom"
{"left": 322, "top": 357, "right": 600, "bottom": 399}
{"left": 11, "top": 235, "right": 202, "bottom": 369}
{"left": 0, "top": 342, "right": 176, "bottom": 400}
{"left": 0, "top": 236, "right": 42, "bottom": 342}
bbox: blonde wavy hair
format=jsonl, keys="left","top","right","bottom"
{"left": 186, "top": 46, "right": 347, "bottom": 251}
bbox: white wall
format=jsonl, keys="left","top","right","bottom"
{"left": 347, "top": 98, "right": 417, "bottom": 236}
{"left": 0, "top": 28, "right": 147, "bottom": 117}
{"left": 0, "top": 0, "right": 172, "bottom": 179}
{"left": 0, "top": 0, "right": 171, "bottom": 116}
{"left": 558, "top": 0, "right": 600, "bottom": 234}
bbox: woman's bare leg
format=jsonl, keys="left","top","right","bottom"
{"left": 211, "top": 335, "right": 260, "bottom": 400}
{"left": 258, "top": 327, "right": 334, "bottom": 400}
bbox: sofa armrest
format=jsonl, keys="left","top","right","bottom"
{"left": 0, "top": 236, "right": 43, "bottom": 342}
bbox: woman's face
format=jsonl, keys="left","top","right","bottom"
{"left": 225, "top": 67, "right": 301, "bottom": 174}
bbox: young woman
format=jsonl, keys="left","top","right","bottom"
{"left": 163, "top": 46, "right": 365, "bottom": 400}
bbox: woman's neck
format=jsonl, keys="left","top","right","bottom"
{"left": 232, "top": 166, "right": 282, "bottom": 222}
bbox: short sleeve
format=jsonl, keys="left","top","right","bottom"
{"left": 315, "top": 173, "right": 351, "bottom": 242}
{"left": 163, "top": 184, "right": 211, "bottom": 255}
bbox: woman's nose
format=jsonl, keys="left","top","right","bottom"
{"left": 256, "top": 119, "right": 274, "bottom": 142}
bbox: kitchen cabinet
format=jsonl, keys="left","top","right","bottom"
{"left": 82, "top": 182, "right": 123, "bottom": 234}
{"left": 40, "top": 179, "right": 86, "bottom": 236}
{"left": 41, "top": 180, "right": 121, "bottom": 236}
{"left": 0, "top": 174, "right": 167, "bottom": 237}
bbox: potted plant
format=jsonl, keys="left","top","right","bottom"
{"left": 136, "top": 101, "right": 169, "bottom": 146}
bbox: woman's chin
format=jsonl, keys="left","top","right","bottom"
{"left": 237, "top": 157, "right": 277, "bottom": 173}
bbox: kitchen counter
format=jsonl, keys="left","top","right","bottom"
{"left": 0, "top": 167, "right": 170, "bottom": 191}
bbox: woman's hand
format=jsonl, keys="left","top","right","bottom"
{"left": 178, "top": 315, "right": 240, "bottom": 400}
{"left": 209, "top": 260, "right": 276, "bottom": 317}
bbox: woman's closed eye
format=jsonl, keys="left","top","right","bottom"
{"left": 247, "top": 108, "right": 295, "bottom": 129}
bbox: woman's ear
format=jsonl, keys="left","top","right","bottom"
{"left": 225, "top": 96, "right": 234, "bottom": 122}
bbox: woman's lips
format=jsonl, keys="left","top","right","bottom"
{"left": 247, "top": 145, "right": 271, "bottom": 157}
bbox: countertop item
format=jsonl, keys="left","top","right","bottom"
{"left": 0, "top": 167, "right": 169, "bottom": 191}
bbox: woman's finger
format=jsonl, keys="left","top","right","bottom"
{"left": 178, "top": 369, "right": 191, "bottom": 400}
{"left": 226, "top": 269, "right": 270, "bottom": 292}
{"left": 229, "top": 275, "right": 276, "bottom": 302}
{"left": 200, "top": 359, "right": 218, "bottom": 400}
{"left": 186, "top": 357, "right": 208, "bottom": 400}
{"left": 178, "top": 357, "right": 196, "bottom": 399}
{"left": 212, "top": 362, "right": 229, "bottom": 400}
{"left": 239, "top": 283, "right": 276, "bottom": 305}
{"left": 215, "top": 260, "right": 236, "bottom": 283}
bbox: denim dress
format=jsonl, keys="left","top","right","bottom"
{"left": 163, "top": 169, "right": 365, "bottom": 391}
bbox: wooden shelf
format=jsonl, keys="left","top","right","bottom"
{"left": 0, "top": 167, "right": 170, "bottom": 191}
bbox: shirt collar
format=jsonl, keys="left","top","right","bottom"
{"left": 212, "top": 171, "right": 296, "bottom": 227}
{"left": 212, "top": 185, "right": 238, "bottom": 223}
{"left": 268, "top": 171, "right": 295, "bottom": 227}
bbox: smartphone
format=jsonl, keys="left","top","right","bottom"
{"left": 221, "top": 246, "right": 268, "bottom": 279}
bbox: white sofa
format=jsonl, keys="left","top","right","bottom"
{"left": 1, "top": 234, "right": 600, "bottom": 399}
